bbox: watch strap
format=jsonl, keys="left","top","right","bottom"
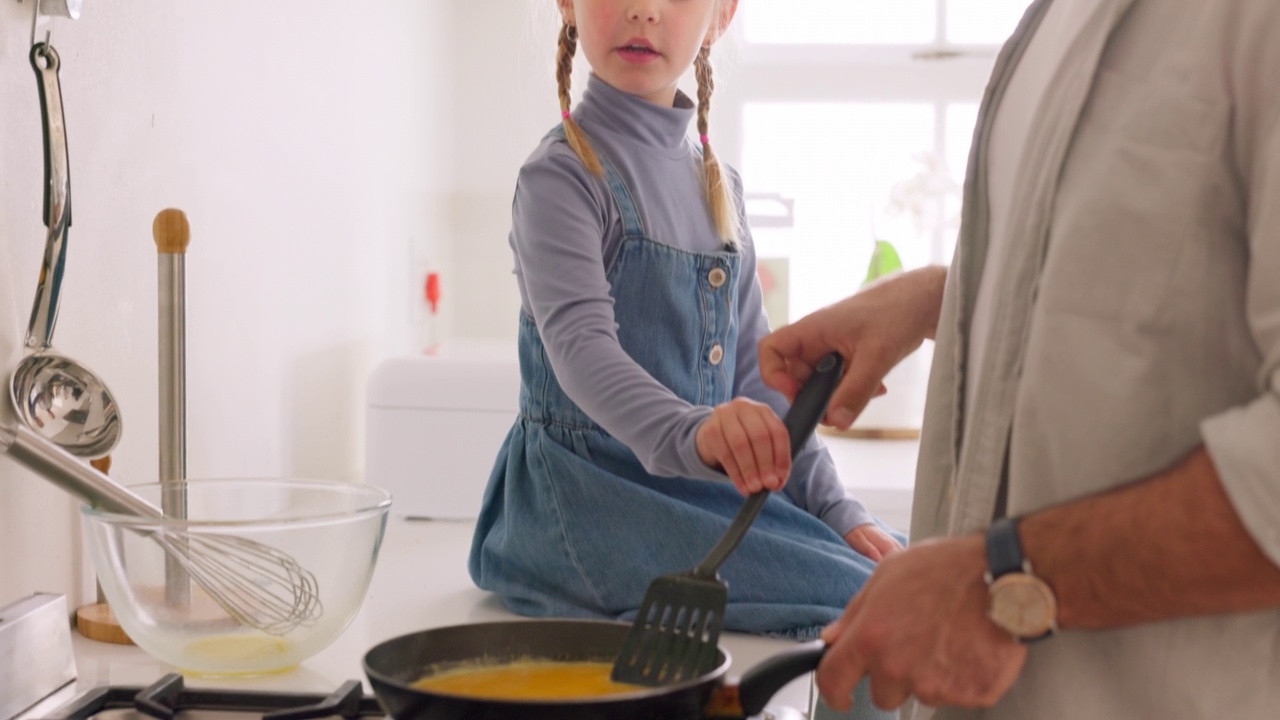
{"left": 986, "top": 515, "right": 1025, "bottom": 579}
{"left": 986, "top": 515, "right": 1055, "bottom": 642}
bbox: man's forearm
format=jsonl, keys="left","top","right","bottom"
{"left": 914, "top": 265, "right": 948, "bottom": 342}
{"left": 1021, "top": 446, "right": 1280, "bottom": 630}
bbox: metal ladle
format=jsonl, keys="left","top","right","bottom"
{"left": 8, "top": 42, "right": 121, "bottom": 460}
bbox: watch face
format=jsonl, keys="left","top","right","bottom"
{"left": 988, "top": 573, "right": 1057, "bottom": 639}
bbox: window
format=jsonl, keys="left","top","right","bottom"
{"left": 717, "top": 2, "right": 1031, "bottom": 511}
{"left": 742, "top": 0, "right": 1029, "bottom": 48}
{"left": 719, "top": 0, "right": 1032, "bottom": 322}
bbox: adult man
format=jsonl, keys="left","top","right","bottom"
{"left": 759, "top": 1, "right": 1280, "bottom": 718}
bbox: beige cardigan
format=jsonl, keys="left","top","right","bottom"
{"left": 910, "top": 0, "right": 1280, "bottom": 717}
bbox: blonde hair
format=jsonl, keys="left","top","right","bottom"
{"left": 556, "top": 23, "right": 603, "bottom": 177}
{"left": 694, "top": 45, "right": 741, "bottom": 246}
{"left": 555, "top": 23, "right": 741, "bottom": 247}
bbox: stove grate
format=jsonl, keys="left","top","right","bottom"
{"left": 38, "top": 674, "right": 386, "bottom": 720}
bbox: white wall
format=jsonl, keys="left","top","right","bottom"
{"left": 0, "top": 1, "right": 456, "bottom": 608}
{"left": 0, "top": 0, "right": 917, "bottom": 610}
{"left": 445, "top": 2, "right": 562, "bottom": 340}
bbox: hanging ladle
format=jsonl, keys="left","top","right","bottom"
{"left": 8, "top": 42, "right": 121, "bottom": 460}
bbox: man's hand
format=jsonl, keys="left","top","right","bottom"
{"left": 816, "top": 535, "right": 1027, "bottom": 711}
{"left": 696, "top": 397, "right": 792, "bottom": 495}
{"left": 758, "top": 266, "right": 947, "bottom": 429}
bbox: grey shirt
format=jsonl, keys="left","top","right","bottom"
{"left": 911, "top": 0, "right": 1280, "bottom": 718}
{"left": 508, "top": 74, "right": 873, "bottom": 536}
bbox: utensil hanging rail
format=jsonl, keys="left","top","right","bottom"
{"left": 18, "top": 0, "right": 83, "bottom": 51}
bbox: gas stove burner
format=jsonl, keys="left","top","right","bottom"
{"left": 37, "top": 674, "right": 385, "bottom": 720}
{"left": 38, "top": 673, "right": 806, "bottom": 720}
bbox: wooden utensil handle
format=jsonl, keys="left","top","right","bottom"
{"left": 152, "top": 208, "right": 190, "bottom": 254}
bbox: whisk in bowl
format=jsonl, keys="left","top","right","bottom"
{"left": 0, "top": 421, "right": 324, "bottom": 636}
{"left": 139, "top": 515, "right": 324, "bottom": 636}
{"left": 86, "top": 477, "right": 390, "bottom": 676}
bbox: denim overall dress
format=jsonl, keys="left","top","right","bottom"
{"left": 469, "top": 131, "right": 884, "bottom": 641}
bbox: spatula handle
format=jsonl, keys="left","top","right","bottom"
{"left": 692, "top": 352, "right": 845, "bottom": 577}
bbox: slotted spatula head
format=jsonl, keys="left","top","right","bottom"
{"left": 612, "top": 352, "right": 845, "bottom": 686}
{"left": 612, "top": 573, "right": 727, "bottom": 686}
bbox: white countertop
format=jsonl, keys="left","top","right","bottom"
{"left": 23, "top": 516, "right": 817, "bottom": 717}
{"left": 20, "top": 435, "right": 920, "bottom": 718}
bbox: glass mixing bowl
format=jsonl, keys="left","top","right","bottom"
{"left": 81, "top": 478, "right": 391, "bottom": 676}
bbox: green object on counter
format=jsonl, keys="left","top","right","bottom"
{"left": 863, "top": 240, "right": 903, "bottom": 287}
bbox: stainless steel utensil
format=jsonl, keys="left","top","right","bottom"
{"left": 154, "top": 208, "right": 191, "bottom": 609}
{"left": 0, "top": 420, "right": 324, "bottom": 636}
{"left": 612, "top": 352, "right": 845, "bottom": 687}
{"left": 154, "top": 209, "right": 189, "bottom": 491}
{"left": 3, "top": 44, "right": 321, "bottom": 638}
{"left": 8, "top": 42, "right": 121, "bottom": 460}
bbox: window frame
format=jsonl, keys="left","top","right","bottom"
{"left": 714, "top": 14, "right": 1012, "bottom": 269}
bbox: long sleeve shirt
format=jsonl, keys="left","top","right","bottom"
{"left": 911, "top": 0, "right": 1280, "bottom": 718}
{"left": 508, "top": 74, "right": 873, "bottom": 536}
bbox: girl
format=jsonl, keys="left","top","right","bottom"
{"left": 469, "top": 0, "right": 904, "bottom": 641}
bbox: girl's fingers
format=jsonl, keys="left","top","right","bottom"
{"left": 719, "top": 412, "right": 762, "bottom": 493}
{"left": 737, "top": 406, "right": 782, "bottom": 491}
{"left": 767, "top": 407, "right": 792, "bottom": 489}
{"left": 853, "top": 527, "right": 904, "bottom": 560}
{"left": 700, "top": 419, "right": 746, "bottom": 492}
{"left": 874, "top": 531, "right": 905, "bottom": 557}
{"left": 704, "top": 401, "right": 798, "bottom": 494}
{"left": 715, "top": 434, "right": 747, "bottom": 494}
{"left": 853, "top": 534, "right": 885, "bottom": 562}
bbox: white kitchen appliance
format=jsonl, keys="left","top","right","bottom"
{"left": 365, "top": 341, "right": 520, "bottom": 520}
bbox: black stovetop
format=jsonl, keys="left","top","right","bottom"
{"left": 37, "top": 674, "right": 386, "bottom": 720}
{"left": 38, "top": 673, "right": 805, "bottom": 720}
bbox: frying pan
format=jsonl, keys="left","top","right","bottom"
{"left": 363, "top": 619, "right": 826, "bottom": 720}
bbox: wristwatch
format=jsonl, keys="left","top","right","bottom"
{"left": 984, "top": 516, "right": 1058, "bottom": 642}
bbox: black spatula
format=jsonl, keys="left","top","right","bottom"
{"left": 611, "top": 351, "right": 846, "bottom": 687}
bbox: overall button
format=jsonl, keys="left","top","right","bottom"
{"left": 708, "top": 267, "right": 728, "bottom": 288}
{"left": 709, "top": 344, "right": 724, "bottom": 365}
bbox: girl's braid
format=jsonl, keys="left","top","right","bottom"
{"left": 556, "top": 23, "right": 603, "bottom": 177}
{"left": 695, "top": 46, "right": 740, "bottom": 245}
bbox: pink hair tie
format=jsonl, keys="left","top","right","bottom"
{"left": 699, "top": 134, "right": 710, "bottom": 144}
{"left": 562, "top": 110, "right": 572, "bottom": 119}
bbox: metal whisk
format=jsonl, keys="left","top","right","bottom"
{"left": 0, "top": 421, "right": 323, "bottom": 635}
{"left": 143, "top": 513, "right": 323, "bottom": 635}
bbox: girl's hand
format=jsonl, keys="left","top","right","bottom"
{"left": 696, "top": 398, "right": 792, "bottom": 495}
{"left": 844, "top": 524, "right": 905, "bottom": 562}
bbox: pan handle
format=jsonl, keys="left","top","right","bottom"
{"left": 717, "top": 639, "right": 828, "bottom": 718}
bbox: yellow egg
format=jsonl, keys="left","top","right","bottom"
{"left": 412, "top": 660, "right": 644, "bottom": 700}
